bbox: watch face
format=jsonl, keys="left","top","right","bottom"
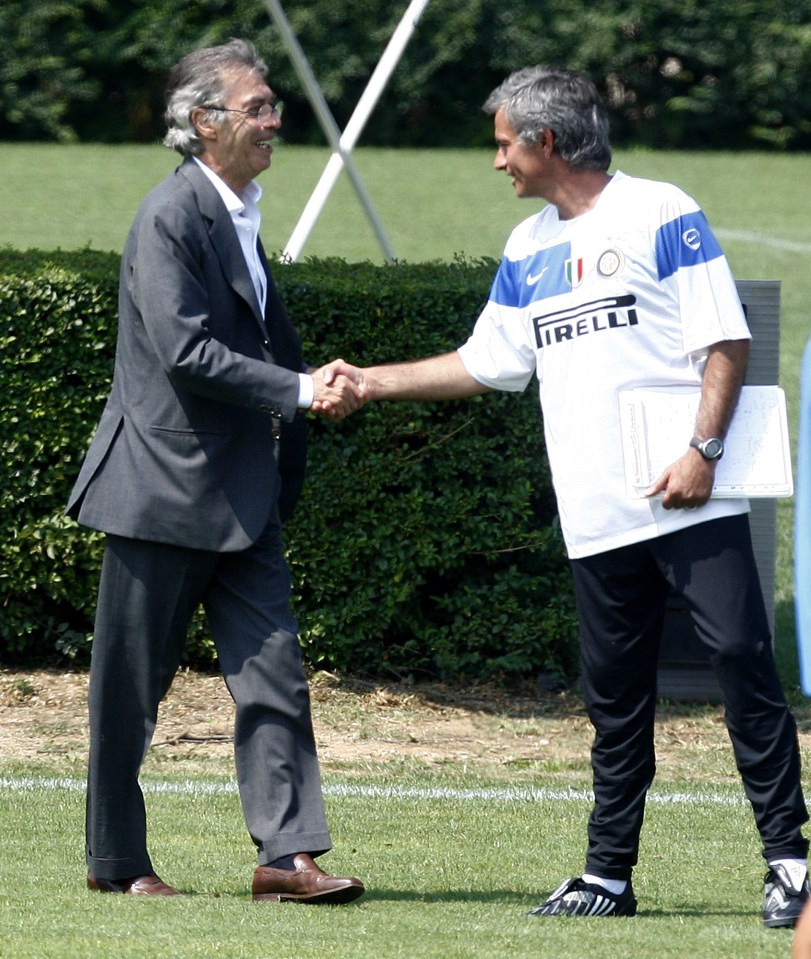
{"left": 703, "top": 438, "right": 724, "bottom": 459}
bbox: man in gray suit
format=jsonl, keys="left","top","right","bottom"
{"left": 67, "top": 39, "right": 365, "bottom": 902}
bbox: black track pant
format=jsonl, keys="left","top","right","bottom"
{"left": 570, "top": 514, "right": 808, "bottom": 881}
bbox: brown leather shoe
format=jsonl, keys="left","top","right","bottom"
{"left": 252, "top": 853, "right": 365, "bottom": 904}
{"left": 87, "top": 872, "right": 183, "bottom": 896}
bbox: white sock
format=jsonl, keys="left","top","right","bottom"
{"left": 768, "top": 858, "right": 808, "bottom": 893}
{"left": 582, "top": 873, "right": 628, "bottom": 896}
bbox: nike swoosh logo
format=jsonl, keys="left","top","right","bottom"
{"left": 526, "top": 268, "right": 548, "bottom": 286}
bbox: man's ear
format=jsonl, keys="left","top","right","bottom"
{"left": 191, "top": 107, "right": 218, "bottom": 143}
{"left": 539, "top": 127, "right": 556, "bottom": 157}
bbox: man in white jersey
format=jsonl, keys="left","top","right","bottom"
{"left": 325, "top": 65, "right": 809, "bottom": 925}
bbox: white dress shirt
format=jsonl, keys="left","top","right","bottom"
{"left": 193, "top": 157, "right": 314, "bottom": 408}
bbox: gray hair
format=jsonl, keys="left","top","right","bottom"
{"left": 163, "top": 38, "right": 269, "bottom": 156}
{"left": 483, "top": 66, "right": 611, "bottom": 171}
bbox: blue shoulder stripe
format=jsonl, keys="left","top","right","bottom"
{"left": 488, "top": 256, "right": 517, "bottom": 306}
{"left": 489, "top": 243, "right": 573, "bottom": 308}
{"left": 656, "top": 210, "right": 723, "bottom": 280}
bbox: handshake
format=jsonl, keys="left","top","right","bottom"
{"left": 309, "top": 358, "right": 369, "bottom": 421}
{"left": 306, "top": 352, "right": 487, "bottom": 419}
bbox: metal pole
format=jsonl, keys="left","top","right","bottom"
{"left": 264, "top": 0, "right": 430, "bottom": 261}
{"left": 263, "top": 0, "right": 394, "bottom": 261}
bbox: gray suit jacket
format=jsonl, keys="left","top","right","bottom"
{"left": 67, "top": 158, "right": 308, "bottom": 551}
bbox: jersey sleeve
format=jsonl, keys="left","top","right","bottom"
{"left": 654, "top": 199, "right": 751, "bottom": 354}
{"left": 457, "top": 257, "right": 536, "bottom": 392}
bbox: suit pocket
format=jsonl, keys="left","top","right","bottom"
{"left": 146, "top": 424, "right": 232, "bottom": 473}
{"left": 148, "top": 425, "right": 227, "bottom": 438}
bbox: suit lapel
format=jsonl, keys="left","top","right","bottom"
{"left": 179, "top": 159, "right": 269, "bottom": 334}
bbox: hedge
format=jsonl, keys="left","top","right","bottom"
{"left": 0, "top": 249, "right": 579, "bottom": 683}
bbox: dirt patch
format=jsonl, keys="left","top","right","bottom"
{"left": 1, "top": 667, "right": 807, "bottom": 783}
{"left": 0, "top": 668, "right": 589, "bottom": 773}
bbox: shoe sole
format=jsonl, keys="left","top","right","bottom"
{"left": 764, "top": 916, "right": 800, "bottom": 929}
{"left": 253, "top": 885, "right": 365, "bottom": 905}
{"left": 528, "top": 907, "right": 637, "bottom": 918}
{"left": 87, "top": 876, "right": 184, "bottom": 897}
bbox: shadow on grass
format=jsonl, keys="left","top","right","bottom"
{"left": 209, "top": 888, "right": 534, "bottom": 905}
{"left": 358, "top": 889, "right": 538, "bottom": 905}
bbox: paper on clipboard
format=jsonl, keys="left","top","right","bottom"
{"left": 619, "top": 385, "right": 793, "bottom": 499}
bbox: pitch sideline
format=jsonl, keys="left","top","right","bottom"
{"left": 715, "top": 228, "right": 811, "bottom": 254}
{"left": 0, "top": 774, "right": 748, "bottom": 807}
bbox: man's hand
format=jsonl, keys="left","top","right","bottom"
{"left": 645, "top": 449, "right": 716, "bottom": 510}
{"left": 310, "top": 359, "right": 368, "bottom": 420}
{"left": 646, "top": 338, "right": 748, "bottom": 510}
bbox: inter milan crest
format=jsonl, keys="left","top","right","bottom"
{"left": 598, "top": 249, "right": 623, "bottom": 277}
{"left": 565, "top": 257, "right": 584, "bottom": 288}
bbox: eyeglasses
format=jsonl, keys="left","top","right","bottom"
{"left": 203, "top": 101, "right": 284, "bottom": 121}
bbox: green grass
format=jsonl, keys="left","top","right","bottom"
{"left": 3, "top": 141, "right": 809, "bottom": 683}
{"left": 0, "top": 769, "right": 796, "bottom": 959}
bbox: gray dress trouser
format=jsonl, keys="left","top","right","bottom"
{"left": 86, "top": 522, "right": 331, "bottom": 881}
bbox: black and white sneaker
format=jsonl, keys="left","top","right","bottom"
{"left": 528, "top": 877, "right": 638, "bottom": 918}
{"left": 763, "top": 863, "right": 810, "bottom": 928}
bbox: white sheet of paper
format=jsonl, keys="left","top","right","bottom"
{"left": 619, "top": 385, "right": 793, "bottom": 499}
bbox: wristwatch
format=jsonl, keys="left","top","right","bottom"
{"left": 689, "top": 436, "right": 725, "bottom": 461}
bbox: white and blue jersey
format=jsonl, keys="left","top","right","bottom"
{"left": 457, "top": 171, "right": 750, "bottom": 558}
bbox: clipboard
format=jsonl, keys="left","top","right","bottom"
{"left": 619, "top": 385, "right": 793, "bottom": 499}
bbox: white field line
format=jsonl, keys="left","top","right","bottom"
{"left": 0, "top": 775, "right": 747, "bottom": 807}
{"left": 715, "top": 228, "right": 811, "bottom": 254}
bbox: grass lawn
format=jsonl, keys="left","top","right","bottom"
{"left": 0, "top": 771, "right": 796, "bottom": 959}
{"left": 0, "top": 665, "right": 808, "bottom": 959}
{"left": 0, "top": 737, "right": 803, "bottom": 959}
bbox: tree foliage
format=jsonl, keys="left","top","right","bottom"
{"left": 1, "top": 0, "right": 810, "bottom": 149}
